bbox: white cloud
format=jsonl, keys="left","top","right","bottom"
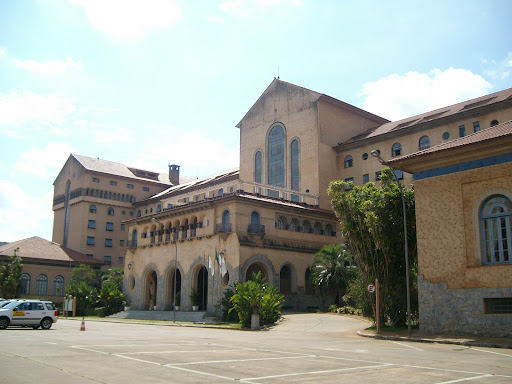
{"left": 12, "top": 142, "right": 76, "bottom": 178}
{"left": 130, "top": 128, "right": 239, "bottom": 178}
{"left": 0, "top": 90, "right": 77, "bottom": 136}
{"left": 12, "top": 57, "right": 82, "bottom": 76}
{"left": 0, "top": 47, "right": 6, "bottom": 57}
{"left": 483, "top": 52, "right": 512, "bottom": 82}
{"left": 207, "top": 16, "right": 225, "bottom": 23}
{"left": 0, "top": 180, "right": 54, "bottom": 242}
{"left": 93, "top": 127, "right": 135, "bottom": 144}
{"left": 359, "top": 68, "right": 493, "bottom": 121}
{"left": 72, "top": 0, "right": 182, "bottom": 41}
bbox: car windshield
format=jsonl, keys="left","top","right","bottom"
{"left": 44, "top": 303, "right": 56, "bottom": 310}
{"left": 0, "top": 301, "right": 13, "bottom": 308}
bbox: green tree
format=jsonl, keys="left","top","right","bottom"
{"left": 310, "top": 243, "right": 354, "bottom": 305}
{"left": 0, "top": 248, "right": 23, "bottom": 298}
{"left": 328, "top": 168, "right": 418, "bottom": 326}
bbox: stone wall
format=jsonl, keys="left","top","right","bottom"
{"left": 419, "top": 275, "right": 512, "bottom": 338}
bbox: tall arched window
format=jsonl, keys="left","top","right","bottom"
{"left": 89, "top": 204, "right": 96, "bottom": 213}
{"left": 63, "top": 181, "right": 71, "bottom": 247}
{"left": 20, "top": 273, "right": 30, "bottom": 294}
{"left": 290, "top": 139, "right": 300, "bottom": 191}
{"left": 250, "top": 211, "right": 260, "bottom": 232}
{"left": 36, "top": 274, "right": 48, "bottom": 295}
{"left": 419, "top": 136, "right": 430, "bottom": 150}
{"left": 217, "top": 188, "right": 224, "bottom": 197}
{"left": 222, "top": 210, "right": 230, "bottom": 232}
{"left": 267, "top": 125, "right": 285, "bottom": 188}
{"left": 132, "top": 229, "right": 138, "bottom": 246}
{"left": 254, "top": 150, "right": 262, "bottom": 184}
{"left": 53, "top": 275, "right": 65, "bottom": 296}
{"left": 480, "top": 195, "right": 512, "bottom": 265}
{"left": 391, "top": 143, "right": 402, "bottom": 157}
{"left": 280, "top": 265, "right": 292, "bottom": 294}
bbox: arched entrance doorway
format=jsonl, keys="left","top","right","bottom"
{"left": 246, "top": 262, "right": 268, "bottom": 283}
{"left": 167, "top": 268, "right": 181, "bottom": 309}
{"left": 280, "top": 265, "right": 292, "bottom": 294}
{"left": 145, "top": 270, "right": 157, "bottom": 309}
{"left": 197, "top": 266, "right": 208, "bottom": 311}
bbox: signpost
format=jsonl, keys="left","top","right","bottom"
{"left": 367, "top": 280, "right": 380, "bottom": 333}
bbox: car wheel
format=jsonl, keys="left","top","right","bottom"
{"left": 0, "top": 317, "right": 9, "bottom": 330}
{"left": 33, "top": 325, "right": 40, "bottom": 329}
{"left": 40, "top": 317, "right": 52, "bottom": 330}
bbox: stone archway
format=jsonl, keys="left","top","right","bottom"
{"left": 144, "top": 269, "right": 158, "bottom": 310}
{"left": 246, "top": 261, "right": 269, "bottom": 283}
{"left": 166, "top": 267, "right": 182, "bottom": 309}
{"left": 196, "top": 266, "right": 208, "bottom": 311}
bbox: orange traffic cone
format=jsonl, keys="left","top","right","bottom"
{"left": 80, "top": 317, "right": 85, "bottom": 331}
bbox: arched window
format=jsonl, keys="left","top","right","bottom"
{"left": 344, "top": 155, "right": 353, "bottom": 168}
{"left": 157, "top": 204, "right": 162, "bottom": 213}
{"left": 280, "top": 265, "right": 292, "bottom": 294}
{"left": 53, "top": 275, "right": 65, "bottom": 296}
{"left": 108, "top": 207, "right": 114, "bottom": 216}
{"left": 391, "top": 143, "right": 402, "bottom": 157}
{"left": 222, "top": 210, "right": 230, "bottom": 232}
{"left": 217, "top": 188, "right": 224, "bottom": 197}
{"left": 314, "top": 222, "right": 322, "bottom": 235}
{"left": 290, "top": 218, "right": 299, "bottom": 232}
{"left": 63, "top": 181, "right": 71, "bottom": 247}
{"left": 36, "top": 274, "right": 48, "bottom": 295}
{"left": 137, "top": 210, "right": 141, "bottom": 217}
{"left": 20, "top": 273, "right": 30, "bottom": 294}
{"left": 490, "top": 119, "right": 499, "bottom": 127}
{"left": 254, "top": 150, "right": 262, "bottom": 184}
{"left": 290, "top": 139, "right": 300, "bottom": 191}
{"left": 89, "top": 204, "right": 96, "bottom": 213}
{"left": 303, "top": 220, "right": 311, "bottom": 233}
{"left": 250, "top": 211, "right": 260, "bottom": 232}
{"left": 267, "top": 125, "right": 285, "bottom": 188}
{"left": 480, "top": 195, "right": 512, "bottom": 265}
{"left": 277, "top": 216, "right": 287, "bottom": 230}
{"left": 325, "top": 224, "right": 333, "bottom": 236}
{"left": 132, "top": 229, "right": 138, "bottom": 246}
{"left": 419, "top": 136, "right": 430, "bottom": 150}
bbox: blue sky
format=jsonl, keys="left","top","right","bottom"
{"left": 0, "top": 0, "right": 511, "bottom": 243}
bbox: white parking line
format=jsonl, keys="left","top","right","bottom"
{"left": 239, "top": 363, "right": 393, "bottom": 383}
{"left": 391, "top": 340, "right": 424, "bottom": 351}
{"left": 470, "top": 347, "right": 512, "bottom": 358}
{"left": 118, "top": 349, "right": 247, "bottom": 355}
{"left": 168, "top": 355, "right": 312, "bottom": 366}
{"left": 434, "top": 374, "right": 493, "bottom": 384}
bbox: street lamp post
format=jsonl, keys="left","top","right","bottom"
{"left": 151, "top": 217, "right": 178, "bottom": 323}
{"left": 370, "top": 150, "right": 412, "bottom": 337}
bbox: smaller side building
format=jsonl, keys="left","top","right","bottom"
{"left": 390, "top": 121, "right": 512, "bottom": 337}
{"left": 0, "top": 237, "right": 104, "bottom": 303}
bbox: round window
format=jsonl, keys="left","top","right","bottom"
{"left": 442, "top": 132, "right": 450, "bottom": 140}
{"left": 362, "top": 153, "right": 368, "bottom": 160}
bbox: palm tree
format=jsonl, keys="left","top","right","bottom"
{"left": 309, "top": 244, "right": 354, "bottom": 305}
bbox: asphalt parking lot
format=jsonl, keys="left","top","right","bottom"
{"left": 1, "top": 314, "right": 511, "bottom": 383}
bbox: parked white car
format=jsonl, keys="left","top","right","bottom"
{"left": 0, "top": 300, "right": 58, "bottom": 329}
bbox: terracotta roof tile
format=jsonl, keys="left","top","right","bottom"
{"left": 0, "top": 236, "right": 104, "bottom": 265}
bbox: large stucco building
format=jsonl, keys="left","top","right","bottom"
{"left": 53, "top": 79, "right": 512, "bottom": 327}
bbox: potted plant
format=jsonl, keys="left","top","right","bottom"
{"left": 174, "top": 291, "right": 181, "bottom": 311}
{"left": 190, "top": 288, "right": 201, "bottom": 311}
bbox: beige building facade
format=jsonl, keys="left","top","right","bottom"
{"left": 52, "top": 79, "right": 512, "bottom": 323}
{"left": 390, "top": 121, "right": 512, "bottom": 337}
{"left": 52, "top": 154, "right": 175, "bottom": 268}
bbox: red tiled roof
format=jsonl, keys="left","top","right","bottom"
{"left": 0, "top": 236, "right": 104, "bottom": 265}
{"left": 342, "top": 88, "right": 512, "bottom": 145}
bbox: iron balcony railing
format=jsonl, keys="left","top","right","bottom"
{"left": 248, "top": 224, "right": 265, "bottom": 234}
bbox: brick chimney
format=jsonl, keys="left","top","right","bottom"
{"left": 169, "top": 164, "right": 180, "bottom": 185}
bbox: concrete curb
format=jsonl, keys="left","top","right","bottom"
{"left": 357, "top": 331, "right": 512, "bottom": 349}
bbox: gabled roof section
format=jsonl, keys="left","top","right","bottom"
{"left": 340, "top": 87, "right": 512, "bottom": 146}
{"left": 0, "top": 236, "right": 104, "bottom": 265}
{"left": 236, "top": 78, "right": 387, "bottom": 128}
{"left": 72, "top": 154, "right": 171, "bottom": 184}
{"left": 143, "top": 168, "right": 240, "bottom": 202}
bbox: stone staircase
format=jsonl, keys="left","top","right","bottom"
{"left": 109, "top": 310, "right": 207, "bottom": 322}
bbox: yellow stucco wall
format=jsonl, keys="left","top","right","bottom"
{"left": 415, "top": 161, "right": 512, "bottom": 289}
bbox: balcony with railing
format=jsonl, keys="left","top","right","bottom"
{"left": 248, "top": 224, "right": 265, "bottom": 235}
{"left": 127, "top": 240, "right": 138, "bottom": 248}
{"left": 216, "top": 223, "right": 231, "bottom": 233}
